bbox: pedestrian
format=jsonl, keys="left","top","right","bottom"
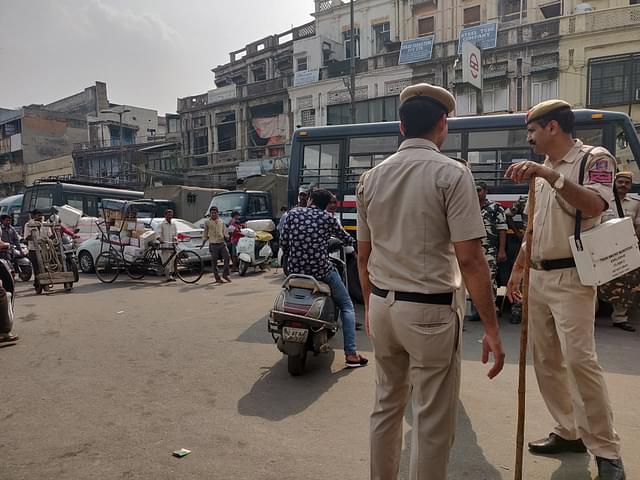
{"left": 297, "top": 186, "right": 309, "bottom": 207}
{"left": 325, "top": 194, "right": 342, "bottom": 226}
{"left": 357, "top": 83, "right": 505, "bottom": 480}
{"left": 23, "top": 209, "right": 49, "bottom": 292}
{"left": 280, "top": 188, "right": 368, "bottom": 368}
{"left": 0, "top": 214, "right": 20, "bottom": 262}
{"left": 506, "top": 99, "right": 626, "bottom": 479}
{"left": 597, "top": 171, "right": 640, "bottom": 332}
{"left": 154, "top": 209, "right": 177, "bottom": 282}
{"left": 200, "top": 206, "right": 231, "bottom": 284}
{"left": 227, "top": 210, "right": 243, "bottom": 272}
{"left": 468, "top": 181, "right": 508, "bottom": 321}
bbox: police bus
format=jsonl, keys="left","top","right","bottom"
{"left": 287, "top": 109, "right": 640, "bottom": 300}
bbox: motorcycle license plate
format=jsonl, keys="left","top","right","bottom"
{"left": 282, "top": 327, "right": 308, "bottom": 343}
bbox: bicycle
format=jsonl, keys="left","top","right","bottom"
{"left": 95, "top": 241, "right": 204, "bottom": 284}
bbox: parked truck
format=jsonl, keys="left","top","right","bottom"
{"left": 143, "top": 185, "right": 227, "bottom": 223}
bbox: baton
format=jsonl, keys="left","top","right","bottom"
{"left": 514, "top": 176, "right": 535, "bottom": 480}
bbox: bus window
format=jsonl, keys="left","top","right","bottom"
{"left": 575, "top": 127, "right": 603, "bottom": 148}
{"left": 469, "top": 130, "right": 528, "bottom": 149}
{"left": 441, "top": 132, "right": 462, "bottom": 152}
{"left": 64, "top": 192, "right": 85, "bottom": 212}
{"left": 301, "top": 143, "right": 340, "bottom": 190}
{"left": 33, "top": 187, "right": 55, "bottom": 211}
{"left": 468, "top": 130, "right": 530, "bottom": 186}
{"left": 613, "top": 122, "right": 640, "bottom": 184}
{"left": 346, "top": 136, "right": 398, "bottom": 189}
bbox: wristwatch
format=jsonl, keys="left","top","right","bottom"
{"left": 553, "top": 173, "right": 565, "bottom": 190}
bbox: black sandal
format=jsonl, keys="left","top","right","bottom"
{"left": 613, "top": 322, "right": 636, "bottom": 332}
{"left": 346, "top": 355, "right": 369, "bottom": 368}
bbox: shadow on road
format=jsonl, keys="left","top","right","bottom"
{"left": 237, "top": 350, "right": 356, "bottom": 421}
{"left": 397, "top": 400, "right": 503, "bottom": 479}
{"left": 545, "top": 451, "right": 593, "bottom": 480}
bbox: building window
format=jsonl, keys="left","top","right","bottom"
{"left": 193, "top": 131, "right": 208, "bottom": 155}
{"left": 463, "top": 5, "right": 481, "bottom": 27}
{"left": 588, "top": 54, "right": 640, "bottom": 107}
{"left": 252, "top": 64, "right": 266, "bottom": 82}
{"left": 216, "top": 111, "right": 236, "bottom": 152}
{"left": 483, "top": 81, "right": 509, "bottom": 113}
{"left": 631, "top": 0, "right": 639, "bottom": 5}
{"left": 531, "top": 76, "right": 558, "bottom": 105}
{"left": 301, "top": 109, "right": 316, "bottom": 127}
{"left": 456, "top": 87, "right": 477, "bottom": 116}
{"left": 296, "top": 57, "right": 308, "bottom": 72}
{"left": 327, "top": 96, "right": 400, "bottom": 125}
{"left": 192, "top": 116, "right": 206, "bottom": 128}
{"left": 499, "top": 0, "right": 526, "bottom": 22}
{"left": 343, "top": 28, "right": 360, "bottom": 59}
{"left": 372, "top": 22, "right": 391, "bottom": 54}
{"left": 418, "top": 17, "right": 435, "bottom": 36}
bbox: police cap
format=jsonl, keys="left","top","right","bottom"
{"left": 615, "top": 171, "right": 633, "bottom": 181}
{"left": 525, "top": 99, "right": 571, "bottom": 124}
{"left": 399, "top": 83, "right": 456, "bottom": 114}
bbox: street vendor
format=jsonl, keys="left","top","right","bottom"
{"left": 23, "top": 210, "right": 51, "bottom": 292}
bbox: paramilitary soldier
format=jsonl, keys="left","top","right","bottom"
{"left": 506, "top": 99, "right": 626, "bottom": 480}
{"left": 357, "top": 83, "right": 505, "bottom": 480}
{"left": 598, "top": 171, "right": 640, "bottom": 332}
{"left": 468, "top": 181, "right": 508, "bottom": 322}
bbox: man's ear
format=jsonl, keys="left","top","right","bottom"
{"left": 399, "top": 122, "right": 406, "bottom": 137}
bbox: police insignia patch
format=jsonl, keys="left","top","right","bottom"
{"left": 591, "top": 158, "right": 609, "bottom": 171}
{"left": 588, "top": 171, "right": 613, "bottom": 184}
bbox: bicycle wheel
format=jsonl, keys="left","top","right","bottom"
{"left": 126, "top": 259, "right": 146, "bottom": 280}
{"left": 95, "top": 252, "right": 121, "bottom": 283}
{"left": 174, "top": 250, "right": 203, "bottom": 284}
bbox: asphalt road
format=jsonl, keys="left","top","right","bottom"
{"left": 1, "top": 270, "right": 638, "bottom": 480}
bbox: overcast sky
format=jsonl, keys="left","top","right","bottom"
{"left": 0, "top": 0, "right": 315, "bottom": 114}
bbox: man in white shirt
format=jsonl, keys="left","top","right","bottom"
{"left": 154, "top": 209, "right": 178, "bottom": 282}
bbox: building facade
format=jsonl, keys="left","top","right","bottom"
{"left": 177, "top": 23, "right": 316, "bottom": 188}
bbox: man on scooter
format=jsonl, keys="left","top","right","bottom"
{"left": 280, "top": 188, "right": 368, "bottom": 369}
{"left": 0, "top": 215, "right": 20, "bottom": 262}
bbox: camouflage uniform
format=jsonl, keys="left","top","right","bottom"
{"left": 504, "top": 196, "right": 527, "bottom": 322}
{"left": 480, "top": 200, "right": 508, "bottom": 298}
{"left": 598, "top": 194, "right": 640, "bottom": 325}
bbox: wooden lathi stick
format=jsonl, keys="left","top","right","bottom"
{"left": 514, "top": 176, "right": 536, "bottom": 480}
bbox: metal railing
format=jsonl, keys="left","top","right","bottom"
{"left": 73, "top": 135, "right": 169, "bottom": 151}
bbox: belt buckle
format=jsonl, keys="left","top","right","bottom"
{"left": 530, "top": 260, "right": 542, "bottom": 270}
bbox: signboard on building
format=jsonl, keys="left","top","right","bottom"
{"left": 398, "top": 36, "right": 435, "bottom": 65}
{"left": 462, "top": 42, "right": 482, "bottom": 90}
{"left": 236, "top": 162, "right": 262, "bottom": 178}
{"left": 207, "top": 85, "right": 237, "bottom": 105}
{"left": 294, "top": 69, "right": 320, "bottom": 87}
{"left": 457, "top": 22, "right": 498, "bottom": 54}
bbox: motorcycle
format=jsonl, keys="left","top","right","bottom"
{"left": 236, "top": 227, "right": 274, "bottom": 276}
{"left": 11, "top": 243, "right": 32, "bottom": 282}
{"left": 269, "top": 239, "right": 347, "bottom": 376}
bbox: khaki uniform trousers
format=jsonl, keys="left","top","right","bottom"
{"left": 529, "top": 267, "right": 621, "bottom": 459}
{"left": 369, "top": 289, "right": 463, "bottom": 480}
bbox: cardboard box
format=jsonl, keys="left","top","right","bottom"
{"left": 570, "top": 216, "right": 640, "bottom": 286}
{"left": 57, "top": 205, "right": 83, "bottom": 228}
{"left": 138, "top": 230, "right": 159, "bottom": 250}
{"left": 129, "top": 237, "right": 141, "bottom": 248}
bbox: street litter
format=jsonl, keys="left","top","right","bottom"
{"left": 172, "top": 448, "right": 191, "bottom": 458}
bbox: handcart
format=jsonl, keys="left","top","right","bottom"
{"left": 29, "top": 221, "right": 79, "bottom": 294}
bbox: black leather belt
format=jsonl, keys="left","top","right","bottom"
{"left": 530, "top": 257, "right": 576, "bottom": 271}
{"left": 371, "top": 286, "right": 453, "bottom": 305}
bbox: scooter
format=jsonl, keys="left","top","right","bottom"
{"left": 11, "top": 243, "right": 32, "bottom": 282}
{"left": 269, "top": 239, "right": 346, "bottom": 376}
{"left": 236, "top": 227, "right": 273, "bottom": 276}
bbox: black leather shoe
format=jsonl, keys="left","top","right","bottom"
{"left": 613, "top": 321, "right": 636, "bottom": 332}
{"left": 528, "top": 433, "right": 587, "bottom": 454}
{"left": 596, "top": 457, "right": 625, "bottom": 480}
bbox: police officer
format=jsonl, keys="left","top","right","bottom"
{"left": 598, "top": 171, "right": 640, "bottom": 332}
{"left": 357, "top": 83, "right": 505, "bottom": 480}
{"left": 506, "top": 100, "right": 625, "bottom": 479}
{"left": 468, "top": 181, "right": 508, "bottom": 321}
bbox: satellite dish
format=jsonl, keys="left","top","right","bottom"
{"left": 575, "top": 3, "right": 594, "bottom": 13}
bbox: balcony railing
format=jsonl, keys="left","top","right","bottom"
{"left": 562, "top": 4, "right": 640, "bottom": 34}
{"left": 73, "top": 135, "right": 169, "bottom": 152}
{"left": 242, "top": 77, "right": 290, "bottom": 98}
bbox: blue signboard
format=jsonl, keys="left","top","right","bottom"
{"left": 457, "top": 22, "right": 498, "bottom": 54}
{"left": 398, "top": 36, "right": 435, "bottom": 65}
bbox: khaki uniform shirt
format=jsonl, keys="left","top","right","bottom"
{"left": 531, "top": 139, "right": 615, "bottom": 262}
{"left": 602, "top": 195, "right": 640, "bottom": 226}
{"left": 203, "top": 218, "right": 227, "bottom": 244}
{"left": 357, "top": 138, "right": 486, "bottom": 293}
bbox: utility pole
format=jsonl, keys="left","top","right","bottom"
{"left": 349, "top": 0, "right": 356, "bottom": 124}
